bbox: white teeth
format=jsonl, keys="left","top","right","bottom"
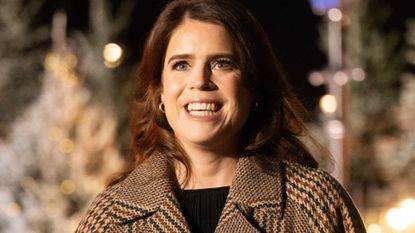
{"left": 186, "top": 102, "right": 219, "bottom": 112}
{"left": 188, "top": 111, "right": 214, "bottom": 117}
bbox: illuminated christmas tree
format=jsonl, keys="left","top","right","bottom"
{"left": 0, "top": 0, "right": 135, "bottom": 232}
{"left": 345, "top": 0, "right": 415, "bottom": 231}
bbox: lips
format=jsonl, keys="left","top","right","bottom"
{"left": 185, "top": 102, "right": 222, "bottom": 117}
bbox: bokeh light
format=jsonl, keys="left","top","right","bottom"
{"left": 60, "top": 180, "right": 76, "bottom": 195}
{"left": 333, "top": 71, "right": 349, "bottom": 85}
{"left": 386, "top": 208, "right": 409, "bottom": 231}
{"left": 59, "top": 139, "right": 74, "bottom": 154}
{"left": 6, "top": 202, "right": 21, "bottom": 217}
{"left": 20, "top": 176, "right": 37, "bottom": 191}
{"left": 48, "top": 126, "right": 63, "bottom": 141}
{"left": 328, "top": 8, "right": 343, "bottom": 22}
{"left": 400, "top": 198, "right": 415, "bottom": 222}
{"left": 309, "top": 71, "right": 325, "bottom": 86}
{"left": 103, "top": 43, "right": 123, "bottom": 68}
{"left": 367, "top": 224, "right": 382, "bottom": 233}
{"left": 351, "top": 67, "right": 366, "bottom": 81}
{"left": 320, "top": 94, "right": 337, "bottom": 113}
{"left": 327, "top": 119, "right": 344, "bottom": 139}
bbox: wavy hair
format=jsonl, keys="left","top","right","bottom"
{"left": 110, "top": 0, "right": 319, "bottom": 185}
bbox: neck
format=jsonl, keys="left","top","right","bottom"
{"left": 175, "top": 144, "right": 239, "bottom": 190}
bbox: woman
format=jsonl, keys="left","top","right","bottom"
{"left": 76, "top": 0, "right": 366, "bottom": 232}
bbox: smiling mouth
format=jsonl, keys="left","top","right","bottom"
{"left": 185, "top": 102, "right": 222, "bottom": 117}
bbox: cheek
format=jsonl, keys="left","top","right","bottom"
{"left": 233, "top": 84, "right": 252, "bottom": 117}
{"left": 161, "top": 76, "right": 183, "bottom": 108}
{"left": 225, "top": 79, "right": 251, "bottom": 104}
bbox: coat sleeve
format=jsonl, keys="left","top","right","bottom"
{"left": 75, "top": 185, "right": 119, "bottom": 233}
{"left": 322, "top": 172, "right": 367, "bottom": 233}
{"left": 335, "top": 182, "right": 367, "bottom": 232}
{"left": 285, "top": 162, "right": 367, "bottom": 233}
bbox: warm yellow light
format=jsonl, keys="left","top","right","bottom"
{"left": 400, "top": 198, "right": 415, "bottom": 222}
{"left": 48, "top": 126, "right": 63, "bottom": 141}
{"left": 386, "top": 208, "right": 408, "bottom": 231}
{"left": 59, "top": 139, "right": 74, "bottom": 154}
{"left": 64, "top": 73, "right": 78, "bottom": 87}
{"left": 367, "top": 224, "right": 382, "bottom": 233}
{"left": 20, "top": 176, "right": 37, "bottom": 191}
{"left": 60, "top": 179, "right": 76, "bottom": 195}
{"left": 320, "top": 94, "right": 337, "bottom": 113}
{"left": 6, "top": 202, "right": 21, "bottom": 217}
{"left": 328, "top": 8, "right": 343, "bottom": 22}
{"left": 44, "top": 53, "right": 59, "bottom": 70}
{"left": 64, "top": 54, "right": 78, "bottom": 68}
{"left": 103, "top": 43, "right": 123, "bottom": 68}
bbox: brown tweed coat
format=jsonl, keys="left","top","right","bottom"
{"left": 75, "top": 153, "right": 366, "bottom": 233}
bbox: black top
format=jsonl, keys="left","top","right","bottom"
{"left": 176, "top": 186, "right": 230, "bottom": 233}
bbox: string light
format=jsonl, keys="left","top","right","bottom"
{"left": 320, "top": 94, "right": 337, "bottom": 113}
{"left": 400, "top": 198, "right": 415, "bottom": 222}
{"left": 48, "top": 126, "right": 63, "bottom": 141}
{"left": 59, "top": 139, "right": 74, "bottom": 154}
{"left": 44, "top": 52, "right": 79, "bottom": 86}
{"left": 367, "top": 224, "right": 382, "bottom": 233}
{"left": 351, "top": 68, "right": 366, "bottom": 81}
{"left": 328, "top": 8, "right": 343, "bottom": 22}
{"left": 333, "top": 71, "right": 349, "bottom": 85}
{"left": 309, "top": 71, "right": 325, "bottom": 86}
{"left": 384, "top": 198, "right": 415, "bottom": 231}
{"left": 60, "top": 179, "right": 76, "bottom": 195}
{"left": 44, "top": 53, "right": 59, "bottom": 70}
{"left": 386, "top": 208, "right": 408, "bottom": 231}
{"left": 103, "top": 43, "right": 123, "bottom": 68}
{"left": 327, "top": 119, "right": 344, "bottom": 139}
{"left": 64, "top": 54, "right": 78, "bottom": 68}
{"left": 20, "top": 176, "right": 37, "bottom": 191}
{"left": 5, "top": 202, "right": 21, "bottom": 217}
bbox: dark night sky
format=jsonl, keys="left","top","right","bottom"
{"left": 38, "top": 0, "right": 415, "bottom": 111}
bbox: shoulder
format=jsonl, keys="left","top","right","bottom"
{"left": 75, "top": 184, "right": 122, "bottom": 233}
{"left": 283, "top": 160, "right": 351, "bottom": 209}
{"left": 283, "top": 160, "right": 343, "bottom": 198}
{"left": 282, "top": 160, "right": 366, "bottom": 232}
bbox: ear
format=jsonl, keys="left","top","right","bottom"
{"left": 160, "top": 93, "right": 165, "bottom": 103}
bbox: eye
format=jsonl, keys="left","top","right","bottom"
{"left": 172, "top": 60, "right": 190, "bottom": 71}
{"left": 211, "top": 57, "right": 236, "bottom": 71}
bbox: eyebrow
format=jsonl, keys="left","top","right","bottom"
{"left": 166, "top": 53, "right": 236, "bottom": 65}
{"left": 166, "top": 54, "right": 193, "bottom": 65}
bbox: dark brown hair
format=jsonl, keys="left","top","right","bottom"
{"left": 111, "top": 0, "right": 318, "bottom": 185}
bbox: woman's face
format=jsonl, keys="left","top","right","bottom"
{"left": 161, "top": 18, "right": 252, "bottom": 153}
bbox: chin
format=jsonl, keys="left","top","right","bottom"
{"left": 183, "top": 131, "right": 237, "bottom": 149}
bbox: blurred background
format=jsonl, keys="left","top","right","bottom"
{"left": 0, "top": 0, "right": 414, "bottom": 232}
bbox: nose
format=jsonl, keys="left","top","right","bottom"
{"left": 189, "top": 65, "right": 217, "bottom": 90}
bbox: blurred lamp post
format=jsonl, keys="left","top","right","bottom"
{"left": 308, "top": 0, "right": 347, "bottom": 184}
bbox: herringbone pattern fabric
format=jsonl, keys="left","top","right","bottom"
{"left": 75, "top": 153, "right": 366, "bottom": 232}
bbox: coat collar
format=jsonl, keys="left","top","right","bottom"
{"left": 112, "top": 152, "right": 177, "bottom": 223}
{"left": 112, "top": 153, "right": 285, "bottom": 225}
{"left": 227, "top": 155, "right": 285, "bottom": 217}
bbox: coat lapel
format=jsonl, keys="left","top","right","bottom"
{"left": 109, "top": 153, "right": 285, "bottom": 232}
{"left": 111, "top": 153, "right": 191, "bottom": 232}
{"left": 215, "top": 156, "right": 285, "bottom": 232}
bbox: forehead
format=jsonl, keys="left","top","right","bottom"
{"left": 165, "top": 18, "right": 235, "bottom": 55}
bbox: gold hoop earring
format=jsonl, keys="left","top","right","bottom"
{"left": 159, "top": 102, "right": 165, "bottom": 113}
